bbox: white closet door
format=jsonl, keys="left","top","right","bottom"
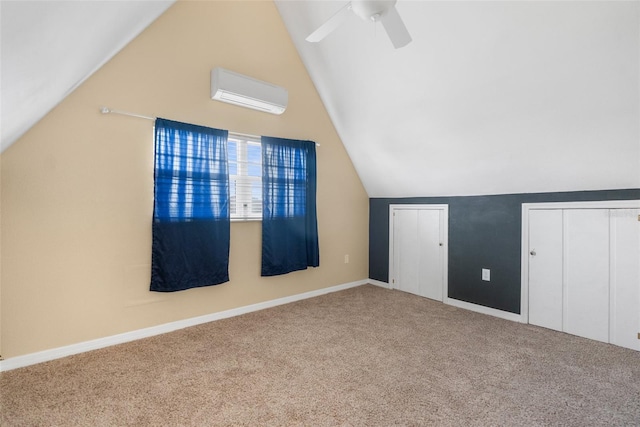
{"left": 528, "top": 209, "right": 563, "bottom": 332}
{"left": 418, "top": 209, "right": 443, "bottom": 301}
{"left": 564, "top": 209, "right": 610, "bottom": 343}
{"left": 394, "top": 209, "right": 420, "bottom": 296}
{"left": 610, "top": 209, "right": 640, "bottom": 350}
{"left": 391, "top": 206, "right": 446, "bottom": 301}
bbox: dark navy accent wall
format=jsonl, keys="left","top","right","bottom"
{"left": 370, "top": 189, "right": 640, "bottom": 314}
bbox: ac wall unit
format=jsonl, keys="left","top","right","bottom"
{"left": 211, "top": 68, "right": 288, "bottom": 115}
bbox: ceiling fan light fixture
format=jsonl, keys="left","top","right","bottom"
{"left": 351, "top": 0, "right": 396, "bottom": 21}
{"left": 306, "top": 0, "right": 411, "bottom": 49}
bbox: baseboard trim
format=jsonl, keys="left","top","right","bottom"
{"left": 444, "top": 297, "right": 523, "bottom": 323}
{"left": 367, "top": 279, "right": 391, "bottom": 289}
{"left": 0, "top": 279, "right": 368, "bottom": 372}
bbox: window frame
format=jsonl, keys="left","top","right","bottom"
{"left": 228, "top": 132, "right": 262, "bottom": 222}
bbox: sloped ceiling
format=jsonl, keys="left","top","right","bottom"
{"left": 276, "top": 1, "right": 640, "bottom": 197}
{"left": 0, "top": 0, "right": 174, "bottom": 153}
{"left": 2, "top": 1, "right": 638, "bottom": 198}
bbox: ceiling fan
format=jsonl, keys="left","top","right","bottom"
{"left": 306, "top": 0, "right": 412, "bottom": 49}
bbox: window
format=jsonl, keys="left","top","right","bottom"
{"left": 228, "top": 133, "right": 262, "bottom": 220}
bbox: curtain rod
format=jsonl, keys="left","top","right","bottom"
{"left": 100, "top": 106, "right": 155, "bottom": 121}
{"left": 99, "top": 106, "right": 320, "bottom": 147}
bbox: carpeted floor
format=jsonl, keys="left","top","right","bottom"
{"left": 1, "top": 284, "right": 639, "bottom": 426}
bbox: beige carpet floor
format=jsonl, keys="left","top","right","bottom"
{"left": 1, "top": 284, "right": 639, "bottom": 426}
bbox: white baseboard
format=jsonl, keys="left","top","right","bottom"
{"left": 444, "top": 297, "right": 523, "bottom": 323}
{"left": 0, "top": 279, "right": 368, "bottom": 372}
{"left": 367, "top": 279, "right": 520, "bottom": 323}
{"left": 367, "top": 279, "right": 391, "bottom": 289}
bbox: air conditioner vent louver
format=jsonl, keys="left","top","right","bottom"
{"left": 211, "top": 68, "right": 287, "bottom": 115}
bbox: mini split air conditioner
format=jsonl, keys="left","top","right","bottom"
{"left": 211, "top": 68, "right": 288, "bottom": 115}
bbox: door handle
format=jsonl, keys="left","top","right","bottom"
{"left": 530, "top": 249, "right": 536, "bottom": 256}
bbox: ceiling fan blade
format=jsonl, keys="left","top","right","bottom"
{"left": 306, "top": 2, "right": 352, "bottom": 43}
{"left": 380, "top": 5, "right": 412, "bottom": 49}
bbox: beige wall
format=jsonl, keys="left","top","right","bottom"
{"left": 0, "top": 0, "right": 369, "bottom": 359}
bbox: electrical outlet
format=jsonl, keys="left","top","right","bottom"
{"left": 344, "top": 254, "right": 349, "bottom": 264}
{"left": 482, "top": 269, "right": 490, "bottom": 281}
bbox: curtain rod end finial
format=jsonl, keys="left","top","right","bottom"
{"left": 100, "top": 106, "right": 110, "bottom": 114}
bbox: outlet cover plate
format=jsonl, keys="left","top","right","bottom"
{"left": 482, "top": 269, "right": 490, "bottom": 281}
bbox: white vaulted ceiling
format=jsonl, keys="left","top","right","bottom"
{"left": 0, "top": 0, "right": 174, "bottom": 152}
{"left": 1, "top": 1, "right": 638, "bottom": 198}
{"left": 275, "top": 0, "right": 640, "bottom": 197}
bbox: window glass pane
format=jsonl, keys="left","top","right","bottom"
{"left": 247, "top": 143, "right": 262, "bottom": 177}
{"left": 228, "top": 140, "right": 237, "bottom": 161}
{"left": 228, "top": 140, "right": 237, "bottom": 176}
{"left": 248, "top": 163, "right": 261, "bottom": 177}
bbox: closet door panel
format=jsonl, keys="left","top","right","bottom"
{"left": 418, "top": 209, "right": 443, "bottom": 301}
{"left": 564, "top": 209, "right": 610, "bottom": 343}
{"left": 528, "top": 209, "right": 563, "bottom": 332}
{"left": 610, "top": 209, "right": 640, "bottom": 350}
{"left": 394, "top": 209, "right": 420, "bottom": 296}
